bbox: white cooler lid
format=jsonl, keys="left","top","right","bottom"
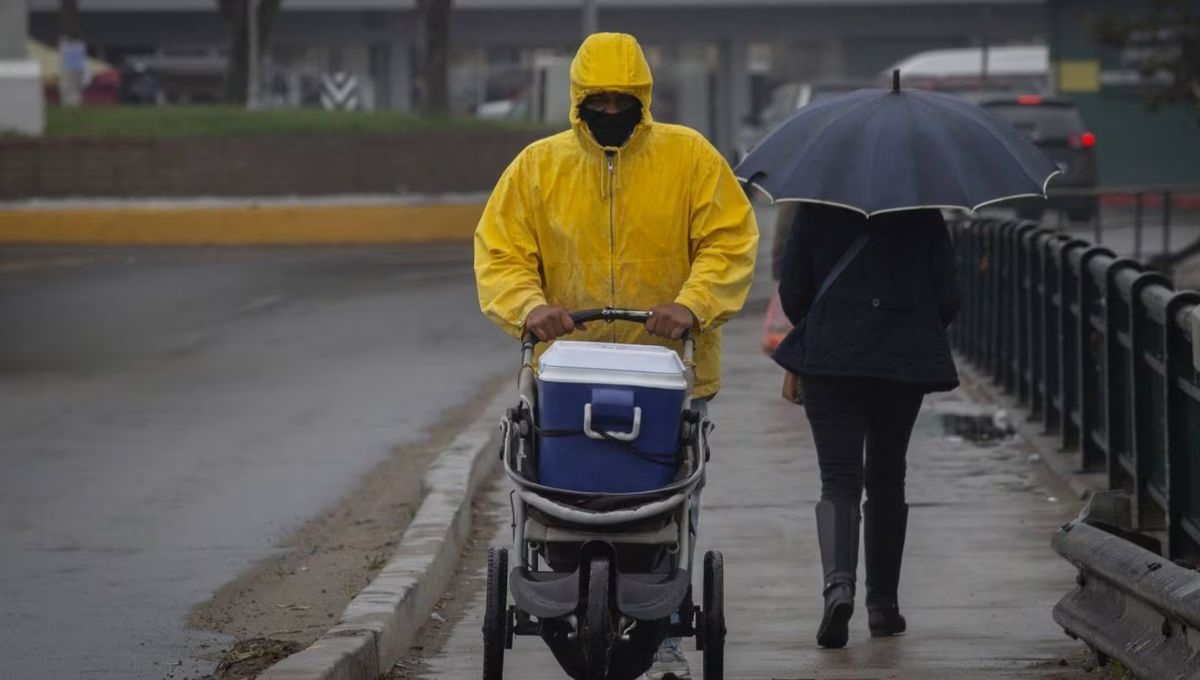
{"left": 538, "top": 341, "right": 688, "bottom": 390}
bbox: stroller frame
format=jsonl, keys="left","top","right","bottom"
{"left": 482, "top": 308, "right": 726, "bottom": 680}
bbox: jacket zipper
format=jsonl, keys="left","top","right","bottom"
{"left": 606, "top": 150, "right": 617, "bottom": 342}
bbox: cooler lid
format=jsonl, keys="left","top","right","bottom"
{"left": 538, "top": 341, "right": 688, "bottom": 390}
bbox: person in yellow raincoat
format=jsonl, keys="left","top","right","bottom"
{"left": 474, "top": 32, "right": 758, "bottom": 679}
{"left": 474, "top": 32, "right": 758, "bottom": 399}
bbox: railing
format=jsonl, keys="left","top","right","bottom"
{"left": 951, "top": 218, "right": 1200, "bottom": 561}
{"left": 1040, "top": 184, "right": 1200, "bottom": 264}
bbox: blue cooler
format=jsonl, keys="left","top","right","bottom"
{"left": 537, "top": 341, "right": 688, "bottom": 493}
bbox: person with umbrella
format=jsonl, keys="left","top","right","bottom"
{"left": 735, "top": 72, "right": 1059, "bottom": 649}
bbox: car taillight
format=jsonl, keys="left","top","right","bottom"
{"left": 1017, "top": 94, "right": 1043, "bottom": 105}
{"left": 1070, "top": 131, "right": 1096, "bottom": 149}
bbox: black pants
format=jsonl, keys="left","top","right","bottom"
{"left": 802, "top": 376, "right": 925, "bottom": 507}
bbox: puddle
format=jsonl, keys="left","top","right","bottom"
{"left": 940, "top": 410, "right": 1015, "bottom": 445}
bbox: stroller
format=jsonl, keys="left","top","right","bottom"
{"left": 483, "top": 308, "right": 725, "bottom": 680}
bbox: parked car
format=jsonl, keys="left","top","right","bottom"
{"left": 973, "top": 93, "right": 1099, "bottom": 222}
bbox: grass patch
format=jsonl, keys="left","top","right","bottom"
{"left": 1104, "top": 661, "right": 1136, "bottom": 680}
{"left": 37, "top": 106, "right": 553, "bottom": 139}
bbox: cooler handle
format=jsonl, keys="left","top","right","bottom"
{"left": 582, "top": 404, "right": 642, "bottom": 442}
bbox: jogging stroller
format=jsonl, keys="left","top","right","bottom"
{"left": 483, "top": 308, "right": 725, "bottom": 680}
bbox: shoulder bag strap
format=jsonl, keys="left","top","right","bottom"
{"left": 811, "top": 231, "right": 870, "bottom": 310}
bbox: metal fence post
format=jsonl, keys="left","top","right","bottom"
{"left": 1058, "top": 240, "right": 1089, "bottom": 451}
{"left": 990, "top": 222, "right": 1007, "bottom": 382}
{"left": 1164, "top": 291, "right": 1200, "bottom": 560}
{"left": 1027, "top": 228, "right": 1052, "bottom": 422}
{"left": 1127, "top": 272, "right": 1173, "bottom": 530}
{"left": 1004, "top": 222, "right": 1023, "bottom": 390}
{"left": 995, "top": 222, "right": 1012, "bottom": 387}
{"left": 1077, "top": 247, "right": 1116, "bottom": 473}
{"left": 1039, "top": 233, "right": 1069, "bottom": 434}
{"left": 1015, "top": 223, "right": 1039, "bottom": 406}
{"left": 982, "top": 221, "right": 996, "bottom": 375}
{"left": 963, "top": 221, "right": 979, "bottom": 362}
{"left": 1105, "top": 259, "right": 1143, "bottom": 504}
{"left": 974, "top": 221, "right": 988, "bottom": 365}
{"left": 991, "top": 222, "right": 1007, "bottom": 382}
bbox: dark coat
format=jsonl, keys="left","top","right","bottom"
{"left": 774, "top": 204, "right": 961, "bottom": 392}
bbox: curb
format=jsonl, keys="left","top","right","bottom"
{"left": 0, "top": 195, "right": 488, "bottom": 246}
{"left": 957, "top": 363, "right": 1105, "bottom": 502}
{"left": 259, "top": 390, "right": 509, "bottom": 680}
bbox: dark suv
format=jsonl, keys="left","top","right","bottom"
{"left": 975, "top": 94, "right": 1099, "bottom": 222}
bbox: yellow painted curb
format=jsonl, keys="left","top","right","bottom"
{"left": 0, "top": 202, "right": 485, "bottom": 245}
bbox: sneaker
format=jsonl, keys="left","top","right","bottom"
{"left": 644, "top": 637, "right": 691, "bottom": 680}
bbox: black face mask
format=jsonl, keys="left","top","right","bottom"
{"left": 578, "top": 102, "right": 643, "bottom": 148}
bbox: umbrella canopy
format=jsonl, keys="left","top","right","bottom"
{"left": 734, "top": 74, "right": 1060, "bottom": 217}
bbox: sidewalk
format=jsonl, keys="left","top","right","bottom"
{"left": 409, "top": 313, "right": 1096, "bottom": 679}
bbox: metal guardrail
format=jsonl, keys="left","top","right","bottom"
{"left": 951, "top": 217, "right": 1200, "bottom": 561}
{"left": 1053, "top": 492, "right": 1200, "bottom": 680}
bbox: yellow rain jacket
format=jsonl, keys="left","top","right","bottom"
{"left": 474, "top": 32, "right": 759, "bottom": 397}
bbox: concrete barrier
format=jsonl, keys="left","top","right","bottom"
{"left": 1052, "top": 494, "right": 1200, "bottom": 680}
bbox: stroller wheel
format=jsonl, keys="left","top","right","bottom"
{"left": 702, "top": 551, "right": 726, "bottom": 680}
{"left": 582, "top": 555, "right": 614, "bottom": 680}
{"left": 483, "top": 547, "right": 508, "bottom": 680}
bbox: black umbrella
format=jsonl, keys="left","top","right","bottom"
{"left": 735, "top": 72, "right": 1060, "bottom": 216}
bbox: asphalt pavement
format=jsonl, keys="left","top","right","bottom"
{"left": 0, "top": 244, "right": 511, "bottom": 679}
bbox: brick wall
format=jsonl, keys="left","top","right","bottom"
{"left": 0, "top": 129, "right": 547, "bottom": 199}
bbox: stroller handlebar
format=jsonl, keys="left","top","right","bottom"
{"left": 521, "top": 308, "right": 693, "bottom": 348}
{"left": 516, "top": 307, "right": 698, "bottom": 428}
{"left": 572, "top": 308, "right": 653, "bottom": 325}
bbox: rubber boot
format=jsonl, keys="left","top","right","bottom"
{"left": 864, "top": 500, "right": 908, "bottom": 637}
{"left": 815, "top": 499, "right": 859, "bottom": 649}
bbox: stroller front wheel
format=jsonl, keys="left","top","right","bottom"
{"left": 483, "top": 546, "right": 509, "bottom": 680}
{"left": 582, "top": 555, "right": 615, "bottom": 680}
{"left": 702, "top": 550, "right": 726, "bottom": 680}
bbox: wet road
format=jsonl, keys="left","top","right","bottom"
{"left": 0, "top": 245, "right": 511, "bottom": 679}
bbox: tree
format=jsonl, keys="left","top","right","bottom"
{"left": 416, "top": 0, "right": 452, "bottom": 116}
{"left": 218, "top": 0, "right": 283, "bottom": 105}
{"left": 1091, "top": 0, "right": 1199, "bottom": 116}
{"left": 1094, "top": 1, "right": 1200, "bottom": 268}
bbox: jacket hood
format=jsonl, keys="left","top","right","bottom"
{"left": 569, "top": 33, "right": 654, "bottom": 130}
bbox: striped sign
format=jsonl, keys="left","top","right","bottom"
{"left": 320, "top": 72, "right": 361, "bottom": 111}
